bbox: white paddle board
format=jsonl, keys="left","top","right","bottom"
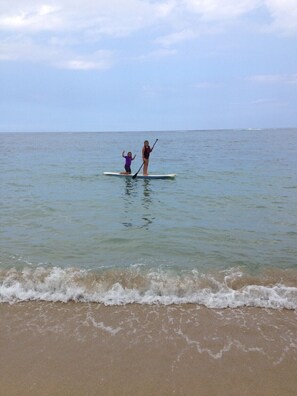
{"left": 103, "top": 172, "right": 176, "bottom": 179}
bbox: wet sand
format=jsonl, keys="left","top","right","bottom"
{"left": 0, "top": 302, "right": 296, "bottom": 396}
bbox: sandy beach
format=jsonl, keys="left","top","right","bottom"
{"left": 1, "top": 302, "right": 296, "bottom": 396}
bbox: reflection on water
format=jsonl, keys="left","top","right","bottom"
{"left": 124, "top": 177, "right": 135, "bottom": 197}
{"left": 141, "top": 179, "right": 154, "bottom": 229}
{"left": 122, "top": 178, "right": 136, "bottom": 228}
{"left": 142, "top": 179, "right": 152, "bottom": 209}
{"left": 121, "top": 178, "right": 155, "bottom": 229}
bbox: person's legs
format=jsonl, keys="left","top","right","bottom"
{"left": 143, "top": 159, "right": 149, "bottom": 175}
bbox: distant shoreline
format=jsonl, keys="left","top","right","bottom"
{"left": 1, "top": 127, "right": 297, "bottom": 134}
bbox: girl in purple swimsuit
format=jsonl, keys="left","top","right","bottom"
{"left": 121, "top": 150, "right": 136, "bottom": 174}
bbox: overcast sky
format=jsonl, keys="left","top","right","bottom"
{"left": 0, "top": 0, "right": 296, "bottom": 132}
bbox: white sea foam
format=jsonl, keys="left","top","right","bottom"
{"left": 86, "top": 314, "right": 122, "bottom": 335}
{"left": 0, "top": 267, "right": 296, "bottom": 309}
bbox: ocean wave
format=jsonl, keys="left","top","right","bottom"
{"left": 0, "top": 266, "right": 296, "bottom": 309}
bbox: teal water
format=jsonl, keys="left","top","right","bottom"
{"left": 1, "top": 130, "right": 297, "bottom": 307}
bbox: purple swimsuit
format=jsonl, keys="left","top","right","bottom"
{"left": 124, "top": 156, "right": 132, "bottom": 167}
{"left": 124, "top": 156, "right": 132, "bottom": 173}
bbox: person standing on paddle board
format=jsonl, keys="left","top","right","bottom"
{"left": 142, "top": 140, "right": 153, "bottom": 175}
{"left": 121, "top": 151, "right": 136, "bottom": 174}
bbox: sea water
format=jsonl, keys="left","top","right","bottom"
{"left": 1, "top": 129, "right": 297, "bottom": 308}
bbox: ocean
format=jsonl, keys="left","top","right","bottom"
{"left": 1, "top": 129, "right": 297, "bottom": 395}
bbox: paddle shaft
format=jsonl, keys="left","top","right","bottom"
{"left": 132, "top": 139, "right": 158, "bottom": 179}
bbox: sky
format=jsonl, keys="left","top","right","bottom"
{"left": 0, "top": 0, "right": 297, "bottom": 132}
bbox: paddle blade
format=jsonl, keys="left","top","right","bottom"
{"left": 132, "top": 162, "right": 144, "bottom": 179}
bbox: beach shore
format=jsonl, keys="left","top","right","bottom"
{"left": 0, "top": 302, "right": 296, "bottom": 396}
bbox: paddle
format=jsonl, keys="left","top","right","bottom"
{"left": 132, "top": 139, "right": 158, "bottom": 179}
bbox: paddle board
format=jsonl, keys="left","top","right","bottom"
{"left": 103, "top": 172, "right": 176, "bottom": 179}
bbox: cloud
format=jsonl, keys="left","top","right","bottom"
{"left": 249, "top": 98, "right": 288, "bottom": 109}
{"left": 183, "top": 0, "right": 261, "bottom": 21}
{"left": 165, "top": 1, "right": 297, "bottom": 39}
{"left": 0, "top": 1, "right": 157, "bottom": 35}
{"left": 0, "top": 0, "right": 160, "bottom": 69}
{"left": 0, "top": 34, "right": 115, "bottom": 70}
{"left": 55, "top": 51, "right": 114, "bottom": 71}
{"left": 193, "top": 81, "right": 224, "bottom": 89}
{"left": 0, "top": 35, "right": 59, "bottom": 62}
{"left": 249, "top": 74, "right": 297, "bottom": 84}
{"left": 0, "top": 1, "right": 296, "bottom": 70}
{"left": 155, "top": 29, "right": 199, "bottom": 46}
{"left": 136, "top": 48, "right": 178, "bottom": 62}
{"left": 264, "top": 0, "right": 297, "bottom": 35}
{"left": 0, "top": 4, "right": 62, "bottom": 32}
{"left": 182, "top": 0, "right": 297, "bottom": 35}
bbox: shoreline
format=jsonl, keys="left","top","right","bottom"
{"left": 1, "top": 302, "right": 296, "bottom": 395}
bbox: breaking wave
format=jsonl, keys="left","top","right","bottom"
{"left": 0, "top": 266, "right": 296, "bottom": 309}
